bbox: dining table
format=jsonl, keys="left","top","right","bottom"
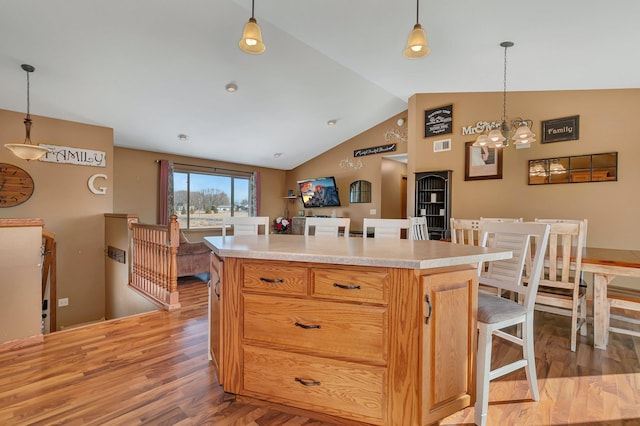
{"left": 581, "top": 247, "right": 640, "bottom": 349}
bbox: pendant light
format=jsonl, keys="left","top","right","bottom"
{"left": 5, "top": 64, "right": 51, "bottom": 161}
{"left": 239, "top": 0, "right": 265, "bottom": 55}
{"left": 403, "top": 0, "right": 430, "bottom": 59}
{"left": 473, "top": 41, "right": 536, "bottom": 149}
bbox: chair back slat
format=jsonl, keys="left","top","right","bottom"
{"left": 409, "top": 216, "right": 429, "bottom": 240}
{"left": 362, "top": 218, "right": 411, "bottom": 239}
{"left": 450, "top": 218, "right": 480, "bottom": 245}
{"left": 479, "top": 222, "right": 551, "bottom": 310}
{"left": 304, "top": 217, "right": 350, "bottom": 236}
{"left": 222, "top": 216, "right": 270, "bottom": 236}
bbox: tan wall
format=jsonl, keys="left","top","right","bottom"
{"left": 381, "top": 158, "right": 407, "bottom": 219}
{"left": 285, "top": 112, "right": 408, "bottom": 232}
{"left": 0, "top": 109, "right": 113, "bottom": 330}
{"left": 0, "top": 221, "right": 43, "bottom": 345}
{"left": 113, "top": 147, "right": 287, "bottom": 239}
{"left": 406, "top": 89, "right": 640, "bottom": 249}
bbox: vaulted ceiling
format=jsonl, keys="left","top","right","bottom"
{"left": 1, "top": 1, "right": 638, "bottom": 170}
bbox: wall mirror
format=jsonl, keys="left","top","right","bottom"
{"left": 529, "top": 152, "right": 617, "bottom": 185}
{"left": 350, "top": 180, "right": 371, "bottom": 203}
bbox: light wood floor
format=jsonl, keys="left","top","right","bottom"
{"left": 1, "top": 277, "right": 639, "bottom": 425}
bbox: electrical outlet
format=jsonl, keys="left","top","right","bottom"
{"left": 58, "top": 298, "right": 69, "bottom": 307}
{"left": 369, "top": 209, "right": 377, "bottom": 215}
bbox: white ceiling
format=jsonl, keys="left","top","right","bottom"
{"left": 1, "top": 1, "right": 638, "bottom": 170}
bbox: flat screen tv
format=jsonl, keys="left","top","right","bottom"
{"left": 298, "top": 177, "right": 341, "bottom": 208}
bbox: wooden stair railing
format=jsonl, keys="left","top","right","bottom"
{"left": 129, "top": 215, "right": 181, "bottom": 311}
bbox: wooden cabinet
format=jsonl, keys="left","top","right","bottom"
{"left": 415, "top": 170, "right": 452, "bottom": 240}
{"left": 211, "top": 256, "right": 477, "bottom": 425}
{"left": 209, "top": 252, "right": 224, "bottom": 383}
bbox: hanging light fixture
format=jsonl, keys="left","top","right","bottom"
{"left": 239, "top": 0, "right": 265, "bottom": 55}
{"left": 5, "top": 64, "right": 51, "bottom": 161}
{"left": 473, "top": 41, "right": 536, "bottom": 149}
{"left": 403, "top": 0, "right": 430, "bottom": 59}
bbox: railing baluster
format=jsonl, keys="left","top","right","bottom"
{"left": 128, "top": 215, "right": 180, "bottom": 310}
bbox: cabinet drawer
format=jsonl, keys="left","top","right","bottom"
{"left": 243, "top": 293, "right": 387, "bottom": 363}
{"left": 243, "top": 345, "right": 385, "bottom": 423}
{"left": 243, "top": 262, "right": 307, "bottom": 295}
{"left": 312, "top": 266, "right": 388, "bottom": 304}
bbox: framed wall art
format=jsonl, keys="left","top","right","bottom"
{"left": 464, "top": 141, "right": 503, "bottom": 181}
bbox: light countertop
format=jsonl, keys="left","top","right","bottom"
{"left": 204, "top": 234, "right": 511, "bottom": 270}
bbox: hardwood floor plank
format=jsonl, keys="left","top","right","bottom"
{"left": 1, "top": 277, "right": 639, "bottom": 425}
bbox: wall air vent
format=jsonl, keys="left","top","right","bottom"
{"left": 433, "top": 139, "right": 451, "bottom": 152}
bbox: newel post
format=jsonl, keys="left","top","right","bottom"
{"left": 168, "top": 215, "right": 180, "bottom": 307}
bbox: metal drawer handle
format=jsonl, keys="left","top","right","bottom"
{"left": 214, "top": 278, "right": 220, "bottom": 301}
{"left": 295, "top": 377, "right": 321, "bottom": 387}
{"left": 260, "top": 277, "right": 284, "bottom": 284}
{"left": 425, "top": 294, "right": 432, "bottom": 325}
{"left": 295, "top": 322, "right": 321, "bottom": 329}
{"left": 333, "top": 283, "right": 361, "bottom": 290}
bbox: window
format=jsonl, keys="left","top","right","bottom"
{"left": 173, "top": 170, "right": 251, "bottom": 229}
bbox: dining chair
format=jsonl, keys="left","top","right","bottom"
{"left": 532, "top": 220, "right": 588, "bottom": 351}
{"left": 408, "top": 216, "right": 429, "bottom": 240}
{"left": 480, "top": 217, "right": 523, "bottom": 223}
{"left": 303, "top": 217, "right": 350, "bottom": 236}
{"left": 475, "top": 221, "right": 550, "bottom": 426}
{"left": 362, "top": 218, "right": 411, "bottom": 239}
{"left": 450, "top": 218, "right": 481, "bottom": 245}
{"left": 221, "top": 216, "right": 269, "bottom": 236}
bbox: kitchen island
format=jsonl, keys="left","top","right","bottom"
{"left": 204, "top": 234, "right": 511, "bottom": 425}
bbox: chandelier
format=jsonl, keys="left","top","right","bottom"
{"left": 5, "top": 64, "right": 52, "bottom": 161}
{"left": 473, "top": 42, "right": 536, "bottom": 149}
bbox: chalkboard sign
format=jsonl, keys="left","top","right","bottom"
{"left": 425, "top": 104, "right": 453, "bottom": 137}
{"left": 541, "top": 115, "right": 579, "bottom": 143}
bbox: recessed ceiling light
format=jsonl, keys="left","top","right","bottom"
{"left": 327, "top": 119, "right": 337, "bottom": 126}
{"left": 273, "top": 152, "right": 282, "bottom": 158}
{"left": 177, "top": 134, "right": 189, "bottom": 142}
{"left": 225, "top": 83, "right": 238, "bottom": 93}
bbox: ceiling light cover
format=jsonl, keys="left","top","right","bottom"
{"left": 4, "top": 64, "right": 51, "bottom": 161}
{"left": 225, "top": 83, "right": 238, "bottom": 93}
{"left": 403, "top": 0, "right": 430, "bottom": 59}
{"left": 239, "top": 1, "right": 265, "bottom": 54}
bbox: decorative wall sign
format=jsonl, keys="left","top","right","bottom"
{"left": 461, "top": 120, "right": 501, "bottom": 136}
{"left": 425, "top": 104, "right": 453, "bottom": 137}
{"left": 541, "top": 115, "right": 580, "bottom": 143}
{"left": 464, "top": 141, "right": 503, "bottom": 181}
{"left": 88, "top": 174, "right": 108, "bottom": 195}
{"left": 39, "top": 144, "right": 106, "bottom": 167}
{"left": 354, "top": 143, "right": 396, "bottom": 157}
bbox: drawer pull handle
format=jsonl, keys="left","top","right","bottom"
{"left": 425, "top": 294, "right": 432, "bottom": 325}
{"left": 295, "top": 377, "right": 321, "bottom": 387}
{"left": 214, "top": 278, "right": 221, "bottom": 301}
{"left": 333, "top": 282, "right": 361, "bottom": 290}
{"left": 295, "top": 321, "right": 321, "bottom": 329}
{"left": 260, "top": 277, "right": 284, "bottom": 284}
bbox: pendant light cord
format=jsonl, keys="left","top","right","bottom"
{"left": 416, "top": 0, "right": 420, "bottom": 24}
{"left": 502, "top": 44, "right": 508, "bottom": 121}
{"left": 25, "top": 69, "right": 31, "bottom": 120}
{"left": 251, "top": 0, "right": 255, "bottom": 19}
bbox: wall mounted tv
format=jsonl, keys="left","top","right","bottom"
{"left": 298, "top": 177, "right": 341, "bottom": 208}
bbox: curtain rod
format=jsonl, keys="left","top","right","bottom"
{"left": 156, "top": 160, "right": 253, "bottom": 176}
